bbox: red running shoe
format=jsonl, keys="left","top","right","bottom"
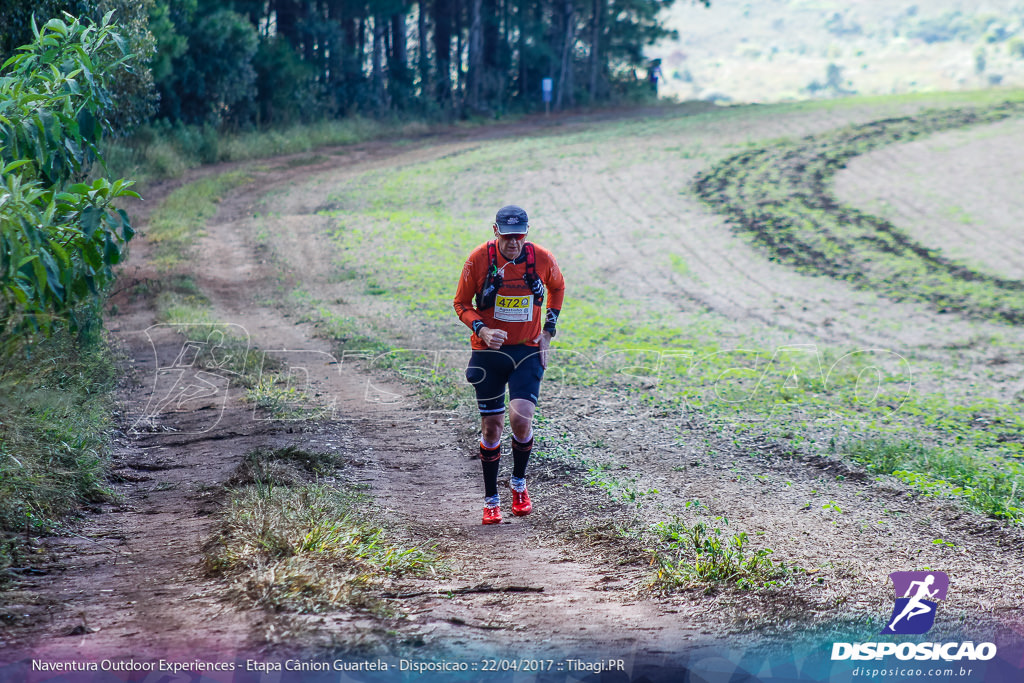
{"left": 482, "top": 504, "right": 503, "bottom": 525}
{"left": 509, "top": 484, "right": 532, "bottom": 517}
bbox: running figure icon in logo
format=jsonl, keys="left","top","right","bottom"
{"left": 881, "top": 571, "right": 949, "bottom": 635}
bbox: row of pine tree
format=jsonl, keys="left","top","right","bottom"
{"left": 1, "top": 0, "right": 695, "bottom": 128}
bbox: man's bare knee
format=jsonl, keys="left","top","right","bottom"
{"left": 481, "top": 414, "right": 504, "bottom": 443}
{"left": 508, "top": 399, "right": 535, "bottom": 440}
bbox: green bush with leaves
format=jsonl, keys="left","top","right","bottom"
{"left": 0, "top": 11, "right": 137, "bottom": 351}
{"left": 152, "top": 6, "right": 257, "bottom": 125}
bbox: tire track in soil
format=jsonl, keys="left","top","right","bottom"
{"left": 694, "top": 104, "right": 1024, "bottom": 325}
{"left": 631, "top": 103, "right": 1024, "bottom": 363}
{"left": 834, "top": 118, "right": 1024, "bottom": 283}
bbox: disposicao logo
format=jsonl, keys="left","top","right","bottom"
{"left": 881, "top": 571, "right": 948, "bottom": 635}
{"left": 831, "top": 571, "right": 998, "bottom": 663}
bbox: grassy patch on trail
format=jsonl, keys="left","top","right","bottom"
{"left": 154, "top": 287, "right": 325, "bottom": 419}
{"left": 155, "top": 289, "right": 263, "bottom": 388}
{"left": 145, "top": 171, "right": 252, "bottom": 271}
{"left": 0, "top": 326, "right": 118, "bottom": 585}
{"left": 103, "top": 117, "right": 435, "bottom": 183}
{"left": 534, "top": 430, "right": 661, "bottom": 512}
{"left": 324, "top": 209, "right": 482, "bottom": 326}
{"left": 151, "top": 276, "right": 212, "bottom": 321}
{"left": 285, "top": 289, "right": 393, "bottom": 357}
{"left": 534, "top": 428, "right": 796, "bottom": 592}
{"left": 226, "top": 446, "right": 340, "bottom": 487}
{"left": 841, "top": 439, "right": 1024, "bottom": 521}
{"left": 282, "top": 289, "right": 473, "bottom": 413}
{"left": 649, "top": 513, "right": 796, "bottom": 593}
{"left": 205, "top": 446, "right": 438, "bottom": 613}
{"left": 130, "top": 274, "right": 208, "bottom": 307}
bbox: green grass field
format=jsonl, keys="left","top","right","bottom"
{"left": 261, "top": 90, "right": 1024, "bottom": 529}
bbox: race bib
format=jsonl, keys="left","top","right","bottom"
{"left": 494, "top": 294, "right": 533, "bottom": 322}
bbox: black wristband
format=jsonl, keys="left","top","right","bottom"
{"left": 544, "top": 308, "right": 560, "bottom": 337}
{"left": 472, "top": 320, "right": 485, "bottom": 336}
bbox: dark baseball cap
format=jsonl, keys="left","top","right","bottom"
{"left": 495, "top": 205, "right": 529, "bottom": 234}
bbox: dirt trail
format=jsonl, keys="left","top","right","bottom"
{"left": 153, "top": 147, "right": 726, "bottom": 663}
{"left": 0, "top": 111, "right": 730, "bottom": 674}
{"left": 3, "top": 104, "right": 1024, "bottom": 678}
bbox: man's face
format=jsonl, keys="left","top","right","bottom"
{"left": 493, "top": 225, "right": 527, "bottom": 260}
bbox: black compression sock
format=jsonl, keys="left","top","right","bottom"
{"left": 480, "top": 443, "right": 501, "bottom": 499}
{"left": 511, "top": 435, "right": 533, "bottom": 480}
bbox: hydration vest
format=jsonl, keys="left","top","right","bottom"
{"left": 475, "top": 241, "right": 543, "bottom": 310}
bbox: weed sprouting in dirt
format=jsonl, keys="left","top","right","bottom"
{"left": 246, "top": 376, "right": 331, "bottom": 420}
{"left": 128, "top": 275, "right": 208, "bottom": 306}
{"left": 154, "top": 293, "right": 331, "bottom": 419}
{"left": 156, "top": 313, "right": 263, "bottom": 389}
{"left": 649, "top": 514, "right": 796, "bottom": 593}
{"left": 206, "top": 447, "right": 439, "bottom": 614}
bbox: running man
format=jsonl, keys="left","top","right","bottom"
{"left": 888, "top": 574, "right": 939, "bottom": 632}
{"left": 453, "top": 205, "right": 565, "bottom": 525}
{"left": 648, "top": 58, "right": 663, "bottom": 96}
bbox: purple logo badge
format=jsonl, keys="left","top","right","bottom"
{"left": 881, "top": 571, "right": 949, "bottom": 635}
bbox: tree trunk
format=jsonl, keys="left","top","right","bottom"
{"left": 555, "top": 0, "right": 574, "bottom": 110}
{"left": 467, "top": 0, "right": 483, "bottom": 110}
{"left": 302, "top": 2, "right": 315, "bottom": 64}
{"left": 325, "top": 1, "right": 344, "bottom": 99}
{"left": 274, "top": 0, "right": 302, "bottom": 47}
{"left": 482, "top": 0, "right": 501, "bottom": 108}
{"left": 433, "top": 0, "right": 454, "bottom": 107}
{"left": 418, "top": 0, "right": 432, "bottom": 99}
{"left": 454, "top": 0, "right": 464, "bottom": 103}
{"left": 391, "top": 13, "right": 408, "bottom": 68}
{"left": 588, "top": 0, "right": 603, "bottom": 102}
{"left": 372, "top": 14, "right": 389, "bottom": 111}
{"left": 358, "top": 17, "right": 367, "bottom": 64}
{"left": 517, "top": 0, "right": 528, "bottom": 104}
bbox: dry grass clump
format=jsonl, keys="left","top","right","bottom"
{"left": 206, "top": 447, "right": 437, "bottom": 613}
{"left": 225, "top": 446, "right": 339, "bottom": 488}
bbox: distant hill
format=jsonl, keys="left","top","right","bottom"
{"left": 655, "top": 0, "right": 1024, "bottom": 103}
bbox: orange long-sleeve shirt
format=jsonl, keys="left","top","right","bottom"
{"left": 454, "top": 241, "right": 565, "bottom": 350}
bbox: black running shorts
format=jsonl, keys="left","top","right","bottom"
{"left": 465, "top": 345, "right": 545, "bottom": 415}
